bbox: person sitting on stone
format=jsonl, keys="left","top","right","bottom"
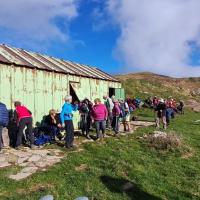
{"left": 43, "top": 109, "right": 62, "bottom": 143}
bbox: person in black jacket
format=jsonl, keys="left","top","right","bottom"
{"left": 155, "top": 99, "right": 167, "bottom": 130}
{"left": 0, "top": 102, "right": 9, "bottom": 151}
{"left": 43, "top": 109, "right": 62, "bottom": 143}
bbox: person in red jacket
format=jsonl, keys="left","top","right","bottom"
{"left": 14, "top": 101, "right": 36, "bottom": 149}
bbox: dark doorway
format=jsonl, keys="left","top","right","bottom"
{"left": 109, "top": 88, "right": 115, "bottom": 97}
{"left": 70, "top": 84, "right": 79, "bottom": 103}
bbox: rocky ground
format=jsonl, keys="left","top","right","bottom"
{"left": 0, "top": 120, "right": 155, "bottom": 181}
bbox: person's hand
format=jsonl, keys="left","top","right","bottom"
{"left": 58, "top": 124, "right": 62, "bottom": 128}
{"left": 62, "top": 123, "right": 65, "bottom": 128}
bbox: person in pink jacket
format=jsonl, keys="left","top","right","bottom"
{"left": 112, "top": 100, "right": 121, "bottom": 135}
{"left": 92, "top": 98, "right": 108, "bottom": 139}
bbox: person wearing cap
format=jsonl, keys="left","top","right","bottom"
{"left": 60, "top": 95, "right": 78, "bottom": 149}
{"left": 112, "top": 100, "right": 121, "bottom": 135}
{"left": 155, "top": 98, "right": 167, "bottom": 130}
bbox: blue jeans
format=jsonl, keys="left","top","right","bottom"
{"left": 166, "top": 108, "right": 174, "bottom": 123}
{"left": 95, "top": 120, "right": 106, "bottom": 138}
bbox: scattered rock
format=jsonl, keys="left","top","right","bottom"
{"left": 9, "top": 172, "right": 33, "bottom": 181}
{"left": 75, "top": 164, "right": 88, "bottom": 172}
{"left": 0, "top": 161, "right": 11, "bottom": 168}
{"left": 28, "top": 155, "right": 42, "bottom": 162}
{"left": 39, "top": 195, "right": 54, "bottom": 200}
{"left": 7, "top": 154, "right": 18, "bottom": 164}
{"left": 21, "top": 166, "right": 38, "bottom": 174}
{"left": 17, "top": 156, "right": 29, "bottom": 164}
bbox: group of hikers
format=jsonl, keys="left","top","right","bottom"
{"left": 0, "top": 94, "right": 184, "bottom": 151}
{"left": 152, "top": 96, "right": 184, "bottom": 130}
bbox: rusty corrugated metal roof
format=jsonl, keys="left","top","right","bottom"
{"left": 0, "top": 44, "right": 119, "bottom": 82}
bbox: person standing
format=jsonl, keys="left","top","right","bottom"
{"left": 60, "top": 96, "right": 78, "bottom": 149}
{"left": 14, "top": 101, "right": 36, "bottom": 149}
{"left": 79, "top": 99, "right": 91, "bottom": 139}
{"left": 0, "top": 102, "right": 9, "bottom": 151}
{"left": 112, "top": 100, "right": 121, "bottom": 135}
{"left": 155, "top": 99, "right": 167, "bottom": 130}
{"left": 119, "top": 99, "right": 131, "bottom": 132}
{"left": 92, "top": 98, "right": 108, "bottom": 139}
{"left": 103, "top": 95, "right": 114, "bottom": 129}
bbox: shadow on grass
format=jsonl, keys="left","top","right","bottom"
{"left": 100, "top": 176, "right": 161, "bottom": 200}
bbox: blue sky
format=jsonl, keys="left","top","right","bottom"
{"left": 0, "top": 0, "right": 200, "bottom": 77}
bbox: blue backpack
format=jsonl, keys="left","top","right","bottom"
{"left": 34, "top": 134, "right": 52, "bottom": 146}
{"left": 0, "top": 103, "right": 8, "bottom": 127}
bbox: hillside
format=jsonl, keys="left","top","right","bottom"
{"left": 116, "top": 72, "right": 200, "bottom": 101}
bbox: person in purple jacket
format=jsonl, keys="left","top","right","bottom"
{"left": 92, "top": 98, "right": 108, "bottom": 139}
{"left": 112, "top": 100, "right": 121, "bottom": 135}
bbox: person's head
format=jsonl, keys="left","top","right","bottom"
{"left": 113, "top": 99, "right": 119, "bottom": 105}
{"left": 111, "top": 95, "right": 115, "bottom": 101}
{"left": 94, "top": 98, "right": 101, "bottom": 105}
{"left": 103, "top": 95, "right": 108, "bottom": 100}
{"left": 65, "top": 95, "right": 72, "bottom": 103}
{"left": 119, "top": 98, "right": 124, "bottom": 103}
{"left": 160, "top": 98, "right": 164, "bottom": 103}
{"left": 49, "top": 109, "right": 56, "bottom": 116}
{"left": 14, "top": 101, "right": 21, "bottom": 107}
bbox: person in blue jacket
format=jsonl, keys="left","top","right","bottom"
{"left": 60, "top": 95, "right": 78, "bottom": 149}
{"left": 0, "top": 102, "right": 9, "bottom": 151}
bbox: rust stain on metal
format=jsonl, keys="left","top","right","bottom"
{"left": 0, "top": 44, "right": 119, "bottom": 82}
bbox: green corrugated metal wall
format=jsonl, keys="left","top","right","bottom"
{"left": 0, "top": 64, "right": 121, "bottom": 128}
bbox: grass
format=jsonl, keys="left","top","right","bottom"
{"left": 0, "top": 109, "right": 200, "bottom": 200}
{"left": 122, "top": 79, "right": 189, "bottom": 100}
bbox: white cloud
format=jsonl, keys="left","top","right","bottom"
{"left": 0, "top": 0, "right": 79, "bottom": 48}
{"left": 106, "top": 0, "right": 200, "bottom": 77}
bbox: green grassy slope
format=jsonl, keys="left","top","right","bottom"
{"left": 0, "top": 109, "right": 200, "bottom": 200}
{"left": 116, "top": 72, "right": 200, "bottom": 101}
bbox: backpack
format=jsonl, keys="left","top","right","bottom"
{"left": 120, "top": 102, "right": 129, "bottom": 118}
{"left": 80, "top": 103, "right": 89, "bottom": 114}
{"left": 0, "top": 103, "right": 9, "bottom": 127}
{"left": 34, "top": 134, "right": 51, "bottom": 146}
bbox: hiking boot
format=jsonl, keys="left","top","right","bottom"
{"left": 30, "top": 145, "right": 38, "bottom": 150}
{"left": 86, "top": 135, "right": 91, "bottom": 140}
